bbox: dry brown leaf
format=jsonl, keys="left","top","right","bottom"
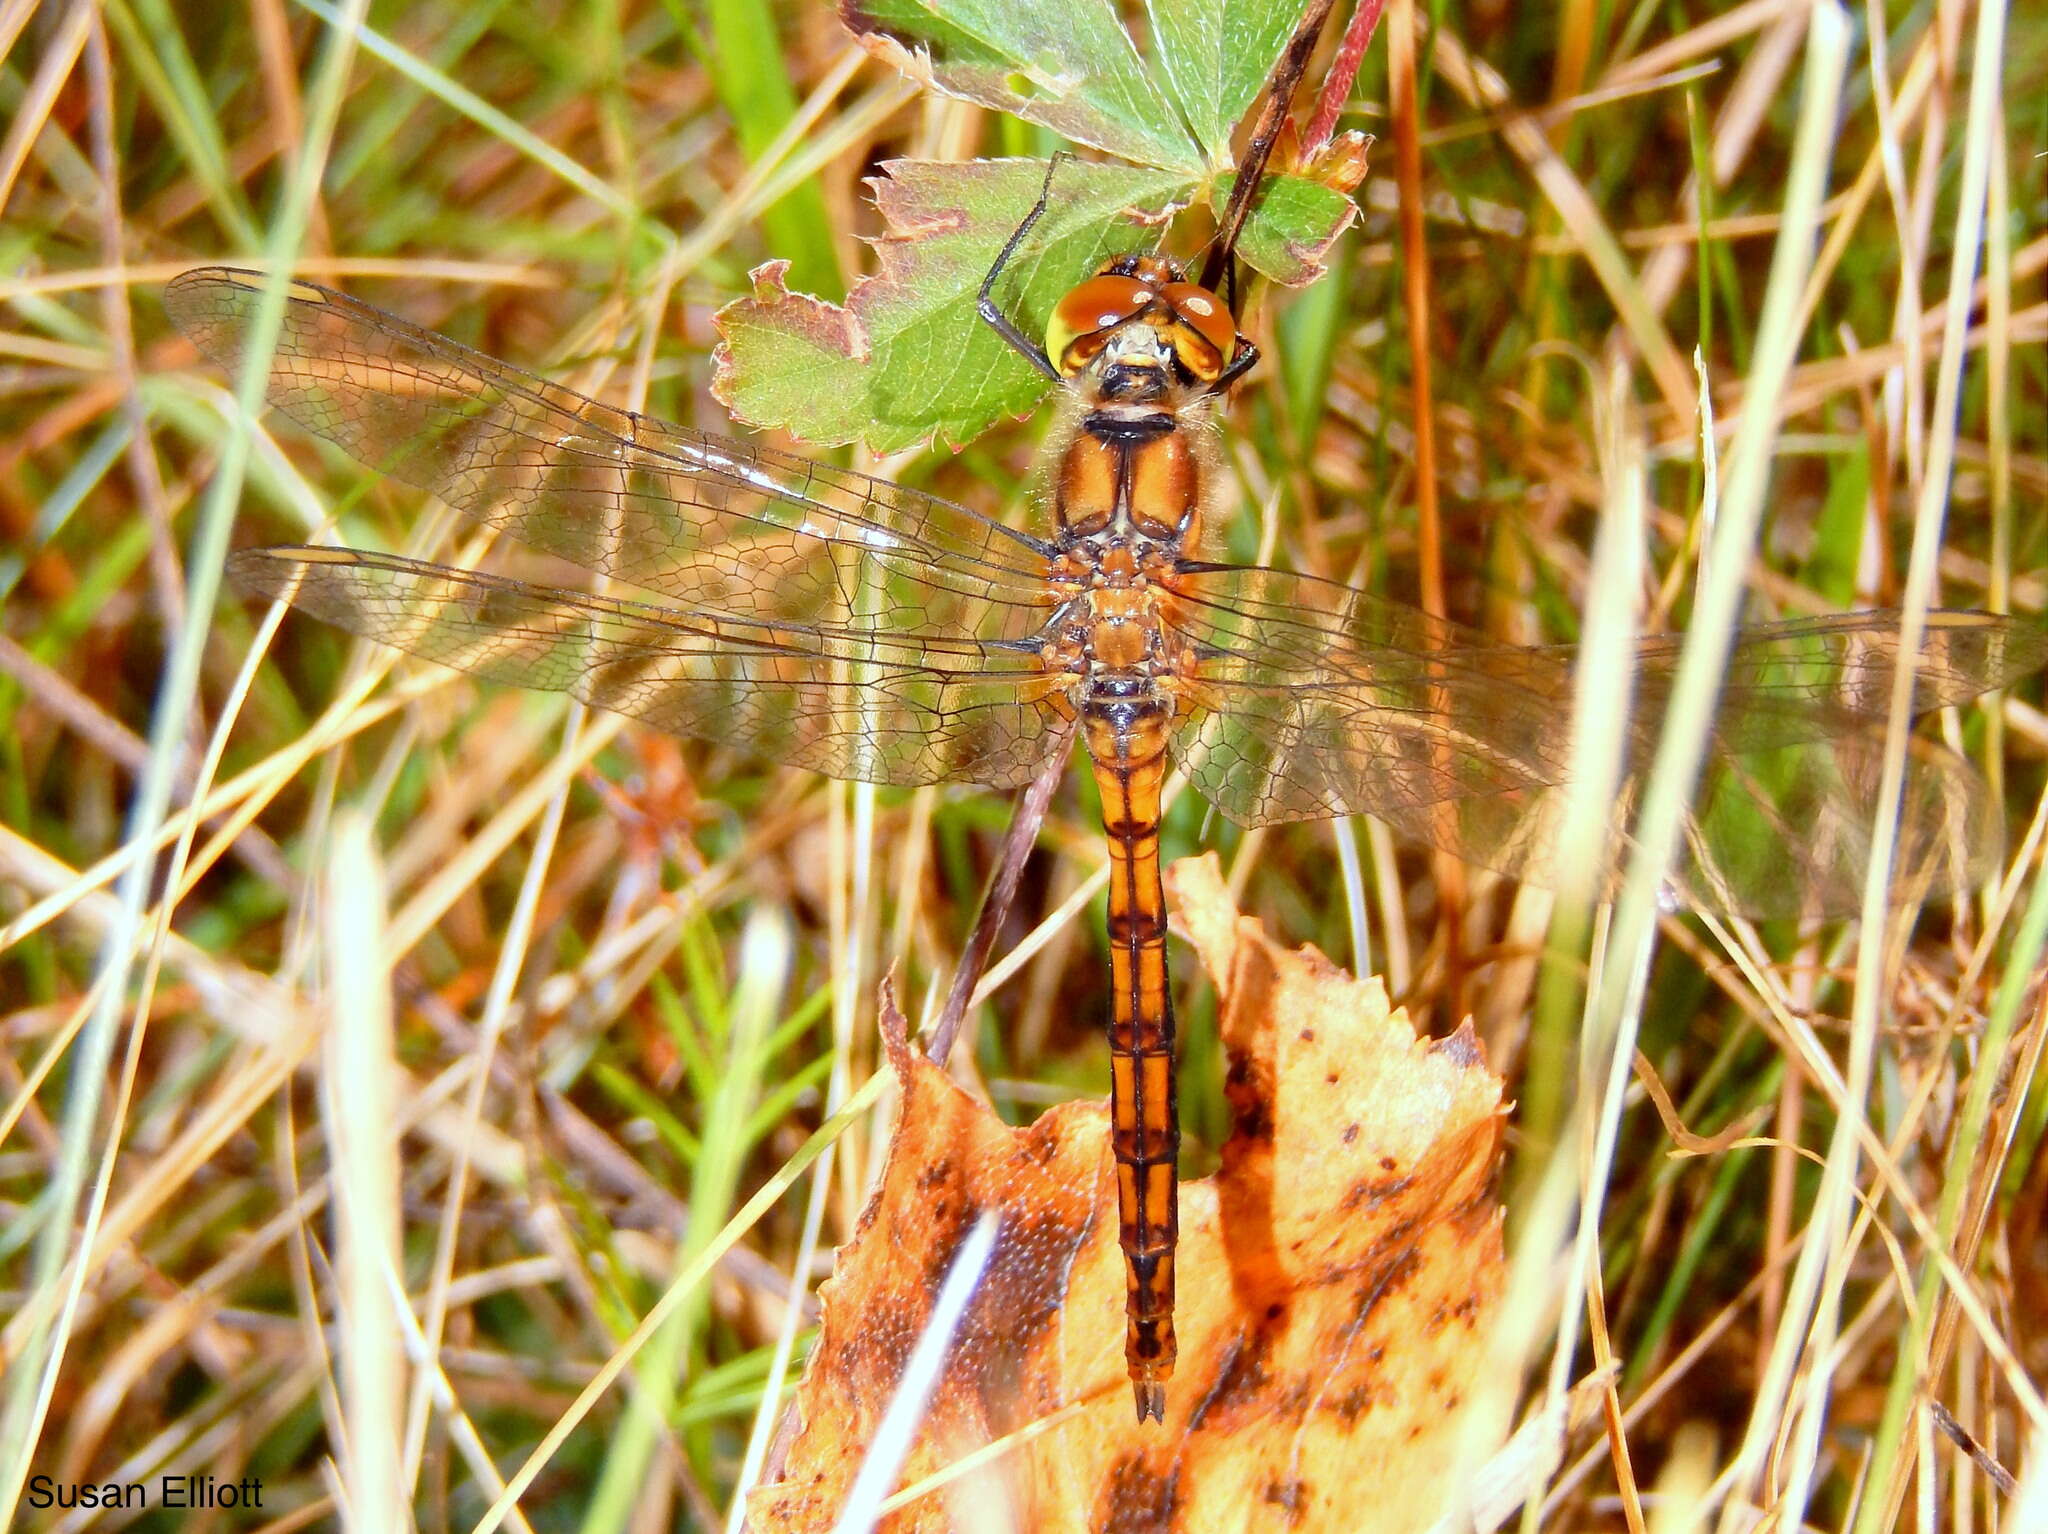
{"left": 748, "top": 853, "right": 1506, "bottom": 1533}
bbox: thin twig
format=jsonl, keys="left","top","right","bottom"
{"left": 929, "top": 715, "right": 1078, "bottom": 1065}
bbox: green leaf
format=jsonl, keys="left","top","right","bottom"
{"left": 838, "top": 0, "right": 1205, "bottom": 173}
{"left": 1146, "top": 0, "right": 1314, "bottom": 163}
{"left": 713, "top": 157, "right": 1193, "bottom": 450}
{"left": 1216, "top": 168, "right": 1358, "bottom": 286}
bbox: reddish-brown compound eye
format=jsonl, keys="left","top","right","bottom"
{"left": 1157, "top": 281, "right": 1237, "bottom": 381}
{"left": 1045, "top": 275, "right": 1156, "bottom": 375}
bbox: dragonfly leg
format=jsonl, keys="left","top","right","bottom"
{"left": 1211, "top": 336, "right": 1261, "bottom": 392}
{"left": 977, "top": 155, "right": 1064, "bottom": 381}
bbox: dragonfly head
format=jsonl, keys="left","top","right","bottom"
{"left": 1045, "top": 256, "right": 1244, "bottom": 397}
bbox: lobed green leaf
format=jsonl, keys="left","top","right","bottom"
{"left": 713, "top": 157, "right": 1192, "bottom": 450}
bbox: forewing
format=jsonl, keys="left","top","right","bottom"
{"left": 233, "top": 548, "right": 1067, "bottom": 789}
{"left": 1166, "top": 564, "right": 2034, "bottom": 915}
{"left": 165, "top": 267, "right": 1056, "bottom": 648}
{"left": 1637, "top": 608, "right": 2048, "bottom": 746}
{"left": 1165, "top": 563, "right": 1579, "bottom": 828}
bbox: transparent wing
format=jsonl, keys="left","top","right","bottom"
{"left": 165, "top": 267, "right": 1057, "bottom": 643}
{"left": 1166, "top": 564, "right": 2044, "bottom": 915}
{"left": 232, "top": 548, "right": 1068, "bottom": 789}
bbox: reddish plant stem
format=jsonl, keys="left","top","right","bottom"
{"left": 1306, "top": 0, "right": 1389, "bottom": 153}
{"left": 1387, "top": 0, "right": 1467, "bottom": 1016}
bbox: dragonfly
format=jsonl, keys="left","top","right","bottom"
{"left": 168, "top": 206, "right": 2043, "bottom": 1421}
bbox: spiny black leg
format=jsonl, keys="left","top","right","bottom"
{"left": 1213, "top": 335, "right": 1260, "bottom": 392}
{"left": 977, "top": 152, "right": 1065, "bottom": 381}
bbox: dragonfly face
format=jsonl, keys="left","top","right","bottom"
{"left": 168, "top": 249, "right": 2045, "bottom": 1424}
